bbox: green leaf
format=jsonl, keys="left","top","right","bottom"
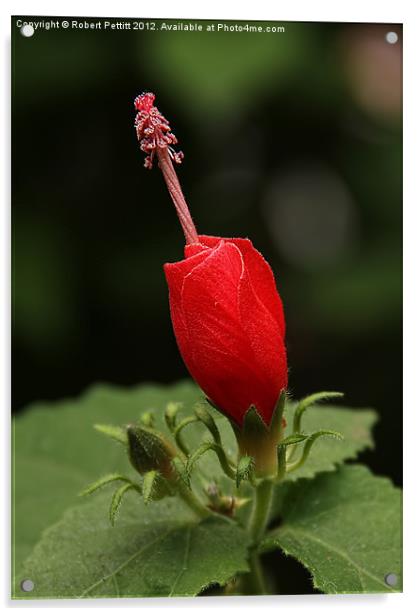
{"left": 282, "top": 402, "right": 377, "bottom": 481}
{"left": 263, "top": 465, "right": 402, "bottom": 593}
{"left": 14, "top": 491, "right": 250, "bottom": 598}
{"left": 12, "top": 381, "right": 204, "bottom": 576}
{"left": 13, "top": 381, "right": 378, "bottom": 580}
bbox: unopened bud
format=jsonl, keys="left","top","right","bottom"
{"left": 127, "top": 424, "right": 177, "bottom": 480}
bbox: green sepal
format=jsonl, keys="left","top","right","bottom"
{"left": 233, "top": 392, "right": 286, "bottom": 478}
{"left": 236, "top": 455, "right": 255, "bottom": 488}
{"left": 277, "top": 433, "right": 308, "bottom": 479}
{"left": 187, "top": 441, "right": 235, "bottom": 480}
{"left": 186, "top": 442, "right": 213, "bottom": 476}
{"left": 293, "top": 391, "right": 344, "bottom": 433}
{"left": 142, "top": 470, "right": 173, "bottom": 505}
{"left": 195, "top": 403, "right": 222, "bottom": 444}
{"left": 126, "top": 424, "right": 177, "bottom": 479}
{"left": 279, "top": 433, "right": 308, "bottom": 447}
{"left": 243, "top": 405, "right": 269, "bottom": 434}
{"left": 109, "top": 483, "right": 140, "bottom": 526}
{"left": 287, "top": 429, "right": 344, "bottom": 474}
{"left": 94, "top": 423, "right": 128, "bottom": 445}
{"left": 173, "top": 416, "right": 198, "bottom": 456}
{"left": 79, "top": 473, "right": 132, "bottom": 497}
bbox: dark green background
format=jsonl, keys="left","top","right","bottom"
{"left": 12, "top": 15, "right": 402, "bottom": 502}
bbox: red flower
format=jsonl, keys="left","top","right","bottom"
{"left": 134, "top": 93, "right": 288, "bottom": 426}
{"left": 164, "top": 235, "right": 287, "bottom": 426}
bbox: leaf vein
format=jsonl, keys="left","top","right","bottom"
{"left": 168, "top": 526, "right": 192, "bottom": 596}
{"left": 78, "top": 527, "right": 177, "bottom": 598}
{"left": 277, "top": 526, "right": 395, "bottom": 592}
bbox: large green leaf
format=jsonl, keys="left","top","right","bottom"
{"left": 12, "top": 381, "right": 201, "bottom": 574}
{"left": 14, "top": 490, "right": 249, "bottom": 598}
{"left": 262, "top": 465, "right": 402, "bottom": 593}
{"left": 13, "top": 381, "right": 377, "bottom": 577}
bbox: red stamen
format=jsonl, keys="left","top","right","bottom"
{"left": 134, "top": 92, "right": 198, "bottom": 245}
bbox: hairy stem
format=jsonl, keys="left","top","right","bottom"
{"left": 248, "top": 480, "right": 274, "bottom": 543}
{"left": 176, "top": 479, "right": 211, "bottom": 520}
{"left": 242, "top": 479, "right": 274, "bottom": 594}
{"left": 246, "top": 550, "right": 268, "bottom": 595}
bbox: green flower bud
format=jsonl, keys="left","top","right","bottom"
{"left": 127, "top": 424, "right": 177, "bottom": 480}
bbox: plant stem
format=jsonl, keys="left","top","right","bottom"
{"left": 242, "top": 479, "right": 274, "bottom": 594}
{"left": 248, "top": 479, "right": 274, "bottom": 543}
{"left": 246, "top": 550, "right": 268, "bottom": 595}
{"left": 177, "top": 481, "right": 211, "bottom": 520}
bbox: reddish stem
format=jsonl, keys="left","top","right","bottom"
{"left": 157, "top": 148, "right": 199, "bottom": 245}
{"left": 134, "top": 92, "right": 199, "bottom": 246}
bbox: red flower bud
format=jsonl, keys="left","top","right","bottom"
{"left": 134, "top": 93, "right": 288, "bottom": 427}
{"left": 164, "top": 235, "right": 288, "bottom": 426}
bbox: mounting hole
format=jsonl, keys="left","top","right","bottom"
{"left": 20, "top": 24, "right": 34, "bottom": 37}
{"left": 384, "top": 572, "right": 398, "bottom": 587}
{"left": 20, "top": 579, "right": 34, "bottom": 592}
{"left": 385, "top": 31, "right": 398, "bottom": 45}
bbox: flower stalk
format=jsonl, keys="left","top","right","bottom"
{"left": 248, "top": 479, "right": 274, "bottom": 544}
{"left": 176, "top": 477, "right": 212, "bottom": 520}
{"left": 241, "top": 479, "right": 274, "bottom": 595}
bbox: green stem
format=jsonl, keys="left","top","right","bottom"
{"left": 176, "top": 480, "right": 211, "bottom": 520}
{"left": 245, "top": 550, "right": 267, "bottom": 595}
{"left": 188, "top": 442, "right": 236, "bottom": 481}
{"left": 242, "top": 479, "right": 274, "bottom": 595}
{"left": 174, "top": 416, "right": 199, "bottom": 456}
{"left": 248, "top": 480, "right": 274, "bottom": 543}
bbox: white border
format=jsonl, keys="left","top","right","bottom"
{"left": 0, "top": 0, "right": 411, "bottom": 22}
{"left": 2, "top": 1, "right": 419, "bottom": 614}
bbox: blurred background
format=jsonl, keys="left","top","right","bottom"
{"left": 12, "top": 16, "right": 402, "bottom": 505}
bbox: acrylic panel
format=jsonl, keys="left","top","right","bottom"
{"left": 12, "top": 15, "right": 402, "bottom": 599}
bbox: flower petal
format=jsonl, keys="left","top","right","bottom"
{"left": 198, "top": 235, "right": 285, "bottom": 337}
